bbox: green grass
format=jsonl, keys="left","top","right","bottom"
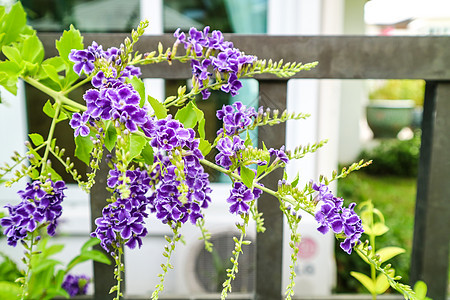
{"left": 335, "top": 171, "right": 417, "bottom": 293}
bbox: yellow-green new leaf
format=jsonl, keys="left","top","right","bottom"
{"left": 375, "top": 273, "right": 391, "bottom": 294}
{"left": 2, "top": 45, "right": 22, "bottom": 64}
{"left": 372, "top": 222, "right": 389, "bottom": 236}
{"left": 0, "top": 2, "right": 28, "bottom": 47}
{"left": 376, "top": 247, "right": 406, "bottom": 264}
{"left": 350, "top": 271, "right": 375, "bottom": 294}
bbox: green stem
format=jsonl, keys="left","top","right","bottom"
{"left": 370, "top": 220, "right": 377, "bottom": 300}
{"left": 22, "top": 77, "right": 86, "bottom": 111}
{"left": 62, "top": 76, "right": 92, "bottom": 95}
{"left": 40, "top": 103, "right": 60, "bottom": 174}
{"left": 21, "top": 232, "right": 35, "bottom": 300}
{"left": 114, "top": 249, "right": 123, "bottom": 300}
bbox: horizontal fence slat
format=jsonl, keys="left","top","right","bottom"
{"left": 38, "top": 33, "right": 450, "bottom": 80}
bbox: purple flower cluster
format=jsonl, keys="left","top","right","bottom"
{"left": 313, "top": 183, "right": 363, "bottom": 254}
{"left": 69, "top": 42, "right": 150, "bottom": 138}
{"left": 91, "top": 168, "right": 151, "bottom": 252}
{"left": 216, "top": 102, "right": 257, "bottom": 136}
{"left": 149, "top": 134, "right": 212, "bottom": 225}
{"left": 227, "top": 181, "right": 262, "bottom": 215}
{"left": 174, "top": 27, "right": 256, "bottom": 99}
{"left": 62, "top": 274, "right": 90, "bottom": 297}
{"left": 0, "top": 180, "right": 66, "bottom": 246}
{"left": 69, "top": 41, "right": 141, "bottom": 78}
{"left": 69, "top": 77, "right": 155, "bottom": 138}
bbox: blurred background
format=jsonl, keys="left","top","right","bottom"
{"left": 0, "top": 0, "right": 449, "bottom": 297}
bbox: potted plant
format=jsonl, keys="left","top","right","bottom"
{"left": 366, "top": 80, "right": 425, "bottom": 138}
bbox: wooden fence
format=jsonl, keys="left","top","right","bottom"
{"left": 39, "top": 33, "right": 450, "bottom": 300}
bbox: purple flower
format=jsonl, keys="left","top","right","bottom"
{"left": 1, "top": 180, "right": 66, "bottom": 246}
{"left": 191, "top": 59, "right": 212, "bottom": 81}
{"left": 187, "top": 27, "right": 208, "bottom": 56}
{"left": 215, "top": 136, "right": 245, "bottom": 169}
{"left": 269, "top": 146, "right": 289, "bottom": 164}
{"left": 216, "top": 101, "right": 257, "bottom": 135}
{"left": 150, "top": 116, "right": 194, "bottom": 151}
{"left": 69, "top": 49, "right": 95, "bottom": 75}
{"left": 227, "top": 181, "right": 262, "bottom": 215}
{"left": 62, "top": 274, "right": 90, "bottom": 297}
{"left": 69, "top": 112, "right": 90, "bottom": 137}
{"left": 221, "top": 73, "right": 243, "bottom": 96}
{"left": 313, "top": 183, "right": 363, "bottom": 254}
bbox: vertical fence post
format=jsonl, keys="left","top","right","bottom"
{"left": 90, "top": 151, "right": 125, "bottom": 299}
{"left": 255, "top": 80, "right": 288, "bottom": 300}
{"left": 411, "top": 81, "right": 450, "bottom": 300}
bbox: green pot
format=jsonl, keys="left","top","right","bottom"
{"left": 366, "top": 100, "right": 415, "bottom": 138}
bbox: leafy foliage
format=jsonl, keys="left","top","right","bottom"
{"left": 359, "top": 130, "right": 421, "bottom": 177}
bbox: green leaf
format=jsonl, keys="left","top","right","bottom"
{"left": 148, "top": 95, "right": 167, "bottom": 119}
{"left": 42, "top": 244, "right": 65, "bottom": 258}
{"left": 413, "top": 280, "right": 428, "bottom": 299}
{"left": 20, "top": 33, "right": 44, "bottom": 65}
{"left": 175, "top": 102, "right": 198, "bottom": 129}
{"left": 32, "top": 259, "right": 61, "bottom": 274}
{"left": 244, "top": 131, "right": 252, "bottom": 147}
{"left": 43, "top": 100, "right": 56, "bottom": 118}
{"left": 0, "top": 281, "right": 21, "bottom": 300}
{"left": 79, "top": 250, "right": 111, "bottom": 265}
{"left": 42, "top": 64, "right": 61, "bottom": 88}
{"left": 54, "top": 269, "right": 66, "bottom": 287}
{"left": 81, "top": 238, "right": 100, "bottom": 252}
{"left": 199, "top": 138, "right": 212, "bottom": 157}
{"left": 42, "top": 57, "right": 66, "bottom": 73}
{"left": 42, "top": 101, "right": 67, "bottom": 122}
{"left": 256, "top": 163, "right": 268, "bottom": 178}
{"left": 67, "top": 250, "right": 111, "bottom": 271}
{"left": 0, "top": 61, "right": 22, "bottom": 95}
{"left": 174, "top": 101, "right": 206, "bottom": 138}
{"left": 376, "top": 247, "right": 406, "bottom": 264}
{"left": 75, "top": 134, "right": 94, "bottom": 165}
{"left": 104, "top": 122, "right": 117, "bottom": 152}
{"left": 350, "top": 271, "right": 375, "bottom": 294}
{"left": 129, "top": 76, "right": 145, "bottom": 107}
{"left": 0, "top": 2, "right": 27, "bottom": 46}
{"left": 141, "top": 143, "right": 154, "bottom": 165}
{"left": 375, "top": 273, "right": 391, "bottom": 294}
{"left": 29, "top": 133, "right": 44, "bottom": 146}
{"left": 55, "top": 24, "right": 83, "bottom": 64}
{"left": 198, "top": 118, "right": 206, "bottom": 139}
{"left": 240, "top": 165, "right": 255, "bottom": 189}
{"left": 127, "top": 134, "right": 147, "bottom": 164}
{"left": 2, "top": 45, "right": 22, "bottom": 64}
{"left": 46, "top": 166, "right": 62, "bottom": 181}
{"left": 291, "top": 173, "right": 300, "bottom": 188}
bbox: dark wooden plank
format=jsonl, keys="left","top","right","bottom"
{"left": 90, "top": 150, "right": 125, "bottom": 300}
{"left": 410, "top": 82, "right": 450, "bottom": 300}
{"left": 38, "top": 33, "right": 450, "bottom": 80}
{"left": 255, "top": 81, "right": 287, "bottom": 300}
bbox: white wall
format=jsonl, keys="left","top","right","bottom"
{"left": 268, "top": 0, "right": 347, "bottom": 295}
